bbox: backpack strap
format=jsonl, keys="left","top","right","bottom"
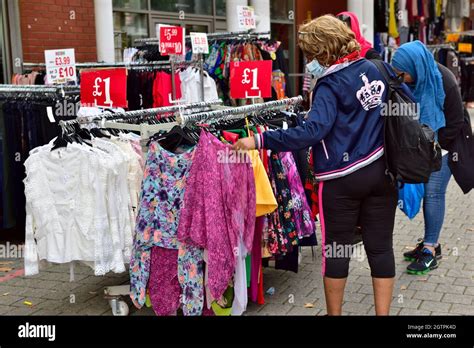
{"left": 370, "top": 59, "right": 392, "bottom": 85}
{"left": 369, "top": 59, "right": 398, "bottom": 186}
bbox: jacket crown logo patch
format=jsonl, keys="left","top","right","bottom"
{"left": 356, "top": 74, "right": 385, "bottom": 111}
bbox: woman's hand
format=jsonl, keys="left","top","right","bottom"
{"left": 233, "top": 137, "right": 256, "bottom": 151}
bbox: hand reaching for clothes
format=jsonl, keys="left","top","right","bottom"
{"left": 232, "top": 137, "right": 256, "bottom": 151}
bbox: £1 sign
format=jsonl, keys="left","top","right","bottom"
{"left": 80, "top": 68, "right": 128, "bottom": 108}
{"left": 230, "top": 60, "right": 273, "bottom": 99}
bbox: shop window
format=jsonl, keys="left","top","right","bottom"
{"left": 216, "top": 0, "right": 226, "bottom": 16}
{"left": 270, "top": 0, "right": 292, "bottom": 21}
{"left": 113, "top": 0, "right": 148, "bottom": 10}
{"left": 113, "top": 12, "right": 149, "bottom": 61}
{"left": 151, "top": 0, "right": 212, "bottom": 15}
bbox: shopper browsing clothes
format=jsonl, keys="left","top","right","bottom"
{"left": 234, "top": 15, "right": 399, "bottom": 316}
{"left": 392, "top": 41, "right": 468, "bottom": 275}
{"left": 336, "top": 11, "right": 383, "bottom": 245}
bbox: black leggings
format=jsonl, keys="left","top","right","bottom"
{"left": 319, "top": 157, "right": 398, "bottom": 278}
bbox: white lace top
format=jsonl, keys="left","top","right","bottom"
{"left": 24, "top": 135, "right": 144, "bottom": 277}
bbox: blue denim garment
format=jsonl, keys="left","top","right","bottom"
{"left": 423, "top": 155, "right": 452, "bottom": 246}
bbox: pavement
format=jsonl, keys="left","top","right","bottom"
{"left": 0, "top": 110, "right": 472, "bottom": 316}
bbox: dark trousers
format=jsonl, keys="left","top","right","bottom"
{"left": 319, "top": 157, "right": 398, "bottom": 279}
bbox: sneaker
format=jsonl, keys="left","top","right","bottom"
{"left": 407, "top": 248, "right": 439, "bottom": 275}
{"left": 404, "top": 240, "right": 442, "bottom": 262}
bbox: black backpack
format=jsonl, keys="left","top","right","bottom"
{"left": 371, "top": 59, "right": 442, "bottom": 185}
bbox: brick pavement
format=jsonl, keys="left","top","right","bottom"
{"left": 0, "top": 110, "right": 472, "bottom": 316}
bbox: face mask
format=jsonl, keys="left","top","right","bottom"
{"left": 306, "top": 59, "right": 328, "bottom": 79}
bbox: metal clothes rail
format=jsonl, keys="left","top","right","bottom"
{"left": 22, "top": 60, "right": 197, "bottom": 70}
{"left": 22, "top": 59, "right": 205, "bottom": 104}
{"left": 134, "top": 30, "right": 271, "bottom": 45}
{"left": 426, "top": 44, "right": 456, "bottom": 49}
{"left": 0, "top": 84, "right": 80, "bottom": 93}
{"left": 59, "top": 99, "right": 224, "bottom": 141}
{"left": 177, "top": 96, "right": 304, "bottom": 126}
{"left": 0, "top": 84, "right": 81, "bottom": 100}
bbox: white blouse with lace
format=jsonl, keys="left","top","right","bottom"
{"left": 24, "top": 135, "right": 144, "bottom": 277}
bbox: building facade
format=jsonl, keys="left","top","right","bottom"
{"left": 0, "top": 0, "right": 350, "bottom": 84}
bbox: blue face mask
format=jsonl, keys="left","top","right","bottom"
{"left": 306, "top": 59, "right": 328, "bottom": 79}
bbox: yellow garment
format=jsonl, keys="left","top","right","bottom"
{"left": 248, "top": 150, "right": 277, "bottom": 217}
{"left": 389, "top": 0, "right": 399, "bottom": 39}
{"left": 436, "top": 0, "right": 442, "bottom": 17}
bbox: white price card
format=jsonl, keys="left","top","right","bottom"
{"left": 190, "top": 32, "right": 209, "bottom": 54}
{"left": 44, "top": 48, "right": 77, "bottom": 85}
{"left": 237, "top": 6, "right": 256, "bottom": 30}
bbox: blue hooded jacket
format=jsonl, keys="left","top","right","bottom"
{"left": 257, "top": 58, "right": 393, "bottom": 181}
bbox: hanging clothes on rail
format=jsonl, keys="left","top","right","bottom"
{"left": 24, "top": 129, "right": 144, "bottom": 276}
{"left": 130, "top": 139, "right": 197, "bottom": 313}
{"left": 12, "top": 71, "right": 46, "bottom": 85}
{"left": 0, "top": 95, "right": 78, "bottom": 232}
{"left": 177, "top": 130, "right": 256, "bottom": 303}
{"left": 202, "top": 38, "right": 292, "bottom": 105}
{"left": 179, "top": 67, "right": 219, "bottom": 104}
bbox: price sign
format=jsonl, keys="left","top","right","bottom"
{"left": 159, "top": 25, "right": 185, "bottom": 56}
{"left": 80, "top": 68, "right": 128, "bottom": 108}
{"left": 44, "top": 49, "right": 77, "bottom": 84}
{"left": 190, "top": 32, "right": 209, "bottom": 54}
{"left": 458, "top": 43, "right": 472, "bottom": 54}
{"left": 237, "top": 6, "right": 256, "bottom": 30}
{"left": 230, "top": 60, "right": 273, "bottom": 99}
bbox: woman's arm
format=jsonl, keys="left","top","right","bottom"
{"left": 438, "top": 64, "right": 465, "bottom": 150}
{"left": 235, "top": 82, "right": 338, "bottom": 152}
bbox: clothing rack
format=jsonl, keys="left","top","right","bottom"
{"left": 426, "top": 44, "right": 455, "bottom": 49}
{"left": 59, "top": 99, "right": 223, "bottom": 141}
{"left": 0, "top": 84, "right": 80, "bottom": 92}
{"left": 0, "top": 84, "right": 80, "bottom": 99}
{"left": 133, "top": 30, "right": 272, "bottom": 101}
{"left": 99, "top": 96, "right": 299, "bottom": 315}
{"left": 177, "top": 96, "right": 303, "bottom": 126}
{"left": 22, "top": 59, "right": 204, "bottom": 104}
{"left": 22, "top": 60, "right": 198, "bottom": 70}
{"left": 134, "top": 30, "right": 271, "bottom": 45}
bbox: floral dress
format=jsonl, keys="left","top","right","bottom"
{"left": 266, "top": 152, "right": 298, "bottom": 255}
{"left": 130, "top": 141, "right": 204, "bottom": 316}
{"left": 279, "top": 152, "right": 315, "bottom": 238}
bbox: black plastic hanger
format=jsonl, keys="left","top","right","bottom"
{"left": 152, "top": 125, "right": 197, "bottom": 152}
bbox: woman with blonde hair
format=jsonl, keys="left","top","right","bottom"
{"left": 234, "top": 15, "right": 399, "bottom": 315}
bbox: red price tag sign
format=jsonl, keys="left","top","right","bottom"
{"left": 80, "top": 68, "right": 128, "bottom": 108}
{"left": 159, "top": 25, "right": 185, "bottom": 56}
{"left": 230, "top": 60, "right": 273, "bottom": 99}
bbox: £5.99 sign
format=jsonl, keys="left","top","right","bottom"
{"left": 44, "top": 49, "right": 77, "bottom": 84}
{"left": 159, "top": 25, "right": 185, "bottom": 56}
{"left": 80, "top": 68, "right": 128, "bottom": 108}
{"left": 230, "top": 60, "right": 273, "bottom": 99}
